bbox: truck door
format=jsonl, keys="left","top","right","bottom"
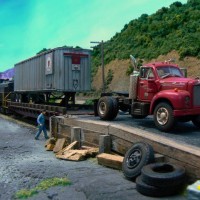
{"left": 138, "top": 67, "right": 157, "bottom": 101}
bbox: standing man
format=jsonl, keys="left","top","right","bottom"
{"left": 35, "top": 110, "right": 49, "bottom": 140}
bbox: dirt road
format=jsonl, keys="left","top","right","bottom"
{"left": 0, "top": 114, "right": 186, "bottom": 200}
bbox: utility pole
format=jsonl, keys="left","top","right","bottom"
{"left": 90, "top": 40, "right": 105, "bottom": 93}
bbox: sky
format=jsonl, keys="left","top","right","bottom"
{"left": 0, "top": 0, "right": 187, "bottom": 71}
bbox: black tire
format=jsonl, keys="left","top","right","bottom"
{"left": 110, "top": 97, "right": 119, "bottom": 119}
{"left": 136, "top": 176, "right": 183, "bottom": 197}
{"left": 97, "top": 96, "right": 118, "bottom": 120}
{"left": 153, "top": 102, "right": 176, "bottom": 132}
{"left": 192, "top": 115, "right": 200, "bottom": 128}
{"left": 141, "top": 162, "right": 186, "bottom": 187}
{"left": 122, "top": 142, "right": 154, "bottom": 180}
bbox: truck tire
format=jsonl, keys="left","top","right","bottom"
{"left": 192, "top": 115, "right": 200, "bottom": 128}
{"left": 141, "top": 163, "right": 186, "bottom": 187}
{"left": 110, "top": 97, "right": 119, "bottom": 119}
{"left": 97, "top": 96, "right": 118, "bottom": 120}
{"left": 153, "top": 102, "right": 176, "bottom": 132}
{"left": 136, "top": 176, "right": 183, "bottom": 197}
{"left": 122, "top": 142, "right": 154, "bottom": 180}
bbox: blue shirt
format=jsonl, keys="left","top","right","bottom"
{"left": 37, "top": 113, "right": 45, "bottom": 125}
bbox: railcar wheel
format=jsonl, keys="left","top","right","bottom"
{"left": 122, "top": 142, "right": 154, "bottom": 180}
{"left": 97, "top": 96, "right": 118, "bottom": 120}
{"left": 153, "top": 102, "right": 176, "bottom": 132}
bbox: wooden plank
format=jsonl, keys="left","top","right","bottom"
{"left": 44, "top": 137, "right": 56, "bottom": 147}
{"left": 56, "top": 148, "right": 98, "bottom": 161}
{"left": 56, "top": 141, "right": 78, "bottom": 155}
{"left": 111, "top": 135, "right": 133, "bottom": 154}
{"left": 53, "top": 138, "right": 66, "bottom": 153}
{"left": 82, "top": 129, "right": 104, "bottom": 145}
{"left": 59, "top": 123, "right": 71, "bottom": 138}
{"left": 45, "top": 144, "right": 55, "bottom": 151}
{"left": 97, "top": 153, "right": 123, "bottom": 170}
{"left": 63, "top": 117, "right": 110, "bottom": 134}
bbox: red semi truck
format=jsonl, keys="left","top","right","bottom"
{"left": 95, "top": 59, "right": 200, "bottom": 131}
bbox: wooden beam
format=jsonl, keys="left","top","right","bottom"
{"left": 97, "top": 153, "right": 123, "bottom": 170}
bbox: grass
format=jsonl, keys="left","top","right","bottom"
{"left": 15, "top": 177, "right": 71, "bottom": 199}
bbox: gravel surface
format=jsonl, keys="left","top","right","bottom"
{"left": 0, "top": 114, "right": 186, "bottom": 200}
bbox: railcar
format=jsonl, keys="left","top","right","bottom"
{"left": 0, "top": 46, "right": 91, "bottom": 116}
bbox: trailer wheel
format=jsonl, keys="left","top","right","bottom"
{"left": 97, "top": 96, "right": 118, "bottom": 120}
{"left": 122, "top": 142, "right": 154, "bottom": 180}
{"left": 141, "top": 163, "right": 186, "bottom": 187}
{"left": 136, "top": 175, "right": 183, "bottom": 197}
{"left": 192, "top": 115, "right": 200, "bottom": 128}
{"left": 153, "top": 102, "right": 175, "bottom": 132}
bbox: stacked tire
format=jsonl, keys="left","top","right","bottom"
{"left": 136, "top": 162, "right": 186, "bottom": 197}
{"left": 122, "top": 142, "right": 186, "bottom": 197}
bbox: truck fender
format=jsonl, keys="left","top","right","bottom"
{"left": 150, "top": 90, "right": 190, "bottom": 114}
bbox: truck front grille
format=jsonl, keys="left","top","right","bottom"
{"left": 193, "top": 85, "right": 200, "bottom": 106}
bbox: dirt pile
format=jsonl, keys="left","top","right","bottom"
{"left": 92, "top": 51, "right": 200, "bottom": 92}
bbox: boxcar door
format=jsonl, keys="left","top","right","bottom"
{"left": 64, "top": 54, "right": 81, "bottom": 91}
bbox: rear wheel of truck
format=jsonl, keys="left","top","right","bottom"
{"left": 153, "top": 102, "right": 175, "bottom": 132}
{"left": 192, "top": 115, "right": 200, "bottom": 128}
{"left": 97, "top": 96, "right": 118, "bottom": 120}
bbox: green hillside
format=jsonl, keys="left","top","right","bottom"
{"left": 92, "top": 0, "right": 200, "bottom": 76}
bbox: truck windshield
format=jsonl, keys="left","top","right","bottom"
{"left": 156, "top": 66, "right": 183, "bottom": 78}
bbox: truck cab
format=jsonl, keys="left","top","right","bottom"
{"left": 138, "top": 62, "right": 185, "bottom": 102}
{"left": 96, "top": 61, "right": 200, "bottom": 132}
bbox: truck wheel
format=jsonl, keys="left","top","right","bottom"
{"left": 110, "top": 97, "right": 119, "bottom": 119}
{"left": 192, "top": 115, "right": 200, "bottom": 128}
{"left": 122, "top": 142, "right": 154, "bottom": 180}
{"left": 153, "top": 102, "right": 175, "bottom": 132}
{"left": 97, "top": 96, "right": 118, "bottom": 120}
